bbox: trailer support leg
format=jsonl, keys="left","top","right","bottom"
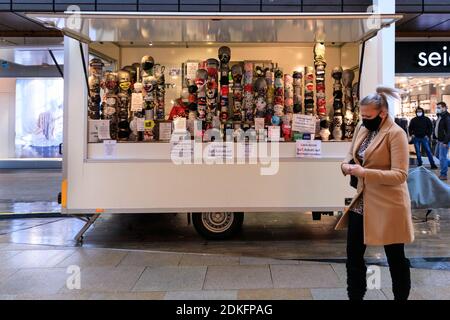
{"left": 425, "top": 210, "right": 433, "bottom": 222}
{"left": 73, "top": 214, "right": 100, "bottom": 245}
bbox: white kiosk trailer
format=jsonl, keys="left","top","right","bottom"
{"left": 28, "top": 8, "right": 400, "bottom": 243}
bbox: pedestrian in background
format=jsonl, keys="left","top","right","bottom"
{"left": 408, "top": 107, "right": 437, "bottom": 169}
{"left": 434, "top": 102, "right": 450, "bottom": 180}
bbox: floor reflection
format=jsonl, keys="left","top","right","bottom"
{"left": 0, "top": 209, "right": 449, "bottom": 270}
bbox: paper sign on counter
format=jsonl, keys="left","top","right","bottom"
{"left": 173, "top": 117, "right": 187, "bottom": 132}
{"left": 136, "top": 118, "right": 145, "bottom": 132}
{"left": 159, "top": 122, "right": 173, "bottom": 141}
{"left": 296, "top": 140, "right": 322, "bottom": 158}
{"left": 268, "top": 126, "right": 280, "bottom": 141}
{"left": 255, "top": 118, "right": 265, "bottom": 131}
{"left": 292, "top": 114, "right": 316, "bottom": 134}
{"left": 103, "top": 140, "right": 117, "bottom": 157}
{"left": 131, "top": 93, "right": 144, "bottom": 111}
{"left": 88, "top": 120, "right": 100, "bottom": 142}
{"left": 97, "top": 120, "right": 111, "bottom": 140}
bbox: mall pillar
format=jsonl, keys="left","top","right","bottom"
{"left": 360, "top": 0, "right": 396, "bottom": 117}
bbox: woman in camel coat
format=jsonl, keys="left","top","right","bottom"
{"left": 336, "top": 86, "right": 414, "bottom": 301}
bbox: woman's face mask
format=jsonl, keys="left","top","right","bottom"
{"left": 362, "top": 112, "right": 383, "bottom": 131}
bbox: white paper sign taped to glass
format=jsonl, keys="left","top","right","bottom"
{"left": 171, "top": 140, "right": 194, "bottom": 162}
{"left": 173, "top": 117, "right": 187, "bottom": 132}
{"left": 206, "top": 142, "right": 234, "bottom": 161}
{"left": 88, "top": 119, "right": 111, "bottom": 141}
{"left": 292, "top": 114, "right": 316, "bottom": 134}
{"left": 296, "top": 140, "right": 322, "bottom": 158}
{"left": 186, "top": 62, "right": 199, "bottom": 81}
{"left": 131, "top": 93, "right": 144, "bottom": 112}
{"left": 88, "top": 120, "right": 100, "bottom": 142}
{"left": 136, "top": 118, "right": 145, "bottom": 132}
{"left": 103, "top": 140, "right": 117, "bottom": 157}
{"left": 268, "top": 126, "right": 280, "bottom": 142}
{"left": 159, "top": 122, "right": 173, "bottom": 141}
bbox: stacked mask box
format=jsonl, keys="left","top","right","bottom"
{"left": 219, "top": 46, "right": 231, "bottom": 123}
{"left": 272, "top": 69, "right": 284, "bottom": 126}
{"left": 331, "top": 67, "right": 344, "bottom": 141}
{"left": 243, "top": 62, "right": 254, "bottom": 123}
{"left": 101, "top": 71, "right": 119, "bottom": 141}
{"left": 88, "top": 58, "right": 103, "bottom": 121}
{"left": 343, "top": 69, "right": 356, "bottom": 140}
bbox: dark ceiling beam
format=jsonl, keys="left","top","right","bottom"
{"left": 0, "top": 30, "right": 62, "bottom": 37}
{"left": 396, "top": 31, "right": 450, "bottom": 38}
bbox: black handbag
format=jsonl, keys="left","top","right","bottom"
{"left": 349, "top": 159, "right": 358, "bottom": 189}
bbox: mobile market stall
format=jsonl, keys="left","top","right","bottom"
{"left": 28, "top": 10, "right": 400, "bottom": 242}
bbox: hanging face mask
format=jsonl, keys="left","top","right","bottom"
{"left": 119, "top": 81, "right": 131, "bottom": 91}
{"left": 417, "top": 112, "right": 423, "bottom": 117}
{"left": 362, "top": 113, "right": 383, "bottom": 131}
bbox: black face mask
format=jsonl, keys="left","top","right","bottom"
{"left": 363, "top": 114, "right": 383, "bottom": 132}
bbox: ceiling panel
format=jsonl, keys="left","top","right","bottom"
{"left": 0, "top": 12, "right": 50, "bottom": 32}
{"left": 428, "top": 19, "right": 450, "bottom": 31}
{"left": 396, "top": 13, "right": 450, "bottom": 31}
{"left": 27, "top": 12, "right": 400, "bottom": 43}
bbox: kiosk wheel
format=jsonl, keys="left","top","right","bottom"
{"left": 192, "top": 212, "right": 244, "bottom": 240}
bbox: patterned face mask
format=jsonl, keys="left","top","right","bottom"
{"left": 119, "top": 81, "right": 131, "bottom": 91}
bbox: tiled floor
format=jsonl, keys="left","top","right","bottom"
{"left": 0, "top": 244, "right": 449, "bottom": 300}
{"left": 0, "top": 168, "right": 449, "bottom": 300}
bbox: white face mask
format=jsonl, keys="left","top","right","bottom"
{"left": 436, "top": 108, "right": 442, "bottom": 114}
{"left": 417, "top": 112, "right": 423, "bottom": 117}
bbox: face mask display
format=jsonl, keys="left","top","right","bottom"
{"left": 362, "top": 113, "right": 382, "bottom": 131}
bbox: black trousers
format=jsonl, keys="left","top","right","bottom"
{"left": 346, "top": 211, "right": 411, "bottom": 300}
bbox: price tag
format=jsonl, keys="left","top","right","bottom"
{"left": 292, "top": 114, "right": 316, "bottom": 133}
{"left": 296, "top": 140, "right": 322, "bottom": 158}
{"left": 131, "top": 93, "right": 144, "bottom": 111}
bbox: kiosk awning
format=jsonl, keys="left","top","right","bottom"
{"left": 26, "top": 12, "right": 401, "bottom": 44}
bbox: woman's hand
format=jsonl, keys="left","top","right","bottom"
{"left": 348, "top": 164, "right": 366, "bottom": 178}
{"left": 341, "top": 163, "right": 352, "bottom": 176}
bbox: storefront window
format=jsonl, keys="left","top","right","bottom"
{"left": 395, "top": 76, "right": 450, "bottom": 119}
{"left": 15, "top": 78, "right": 63, "bottom": 158}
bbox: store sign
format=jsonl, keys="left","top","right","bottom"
{"left": 396, "top": 42, "right": 450, "bottom": 74}
{"left": 296, "top": 140, "right": 322, "bottom": 158}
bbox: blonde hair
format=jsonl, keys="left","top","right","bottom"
{"left": 360, "top": 86, "right": 401, "bottom": 111}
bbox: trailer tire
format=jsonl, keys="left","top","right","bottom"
{"left": 192, "top": 212, "right": 244, "bottom": 240}
{"left": 312, "top": 212, "right": 322, "bottom": 221}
